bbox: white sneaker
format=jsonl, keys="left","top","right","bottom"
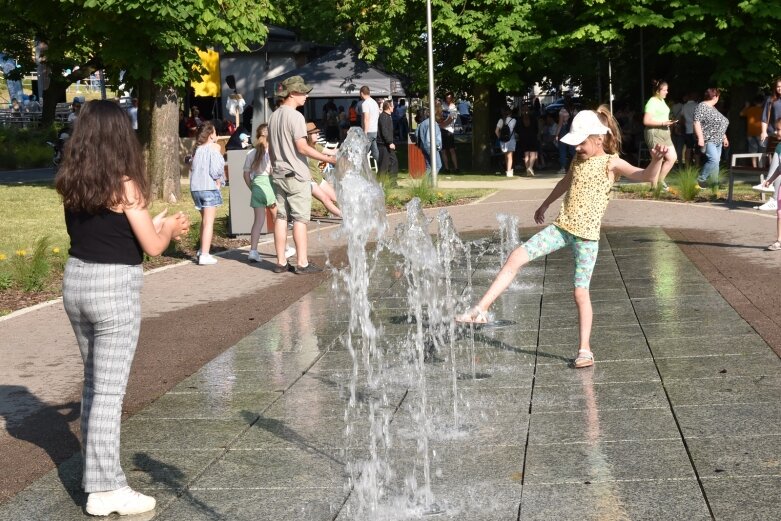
{"left": 284, "top": 246, "right": 296, "bottom": 259}
{"left": 86, "top": 486, "right": 156, "bottom": 516}
{"left": 752, "top": 182, "right": 775, "bottom": 193}
{"left": 198, "top": 253, "right": 218, "bottom": 265}
{"left": 247, "top": 250, "right": 260, "bottom": 263}
{"left": 505, "top": 170, "right": 513, "bottom": 177}
{"left": 557, "top": 168, "right": 566, "bottom": 174}
{"left": 756, "top": 199, "right": 778, "bottom": 211}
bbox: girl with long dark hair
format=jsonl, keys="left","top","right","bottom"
{"left": 55, "top": 100, "right": 189, "bottom": 516}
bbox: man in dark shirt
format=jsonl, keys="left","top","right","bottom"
{"left": 376, "top": 100, "right": 398, "bottom": 186}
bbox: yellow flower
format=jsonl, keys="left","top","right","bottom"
{"left": 0, "top": 253, "right": 6, "bottom": 261}
{"left": 15, "top": 250, "right": 26, "bottom": 257}
{"left": 437, "top": 192, "right": 444, "bottom": 198}
{"left": 52, "top": 247, "right": 60, "bottom": 254}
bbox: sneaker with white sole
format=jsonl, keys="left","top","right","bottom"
{"left": 247, "top": 250, "right": 260, "bottom": 263}
{"left": 752, "top": 183, "right": 775, "bottom": 193}
{"left": 756, "top": 199, "right": 778, "bottom": 211}
{"left": 85, "top": 486, "right": 156, "bottom": 516}
{"left": 284, "top": 246, "right": 296, "bottom": 259}
{"left": 198, "top": 253, "right": 218, "bottom": 265}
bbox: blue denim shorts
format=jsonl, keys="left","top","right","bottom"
{"left": 191, "top": 189, "right": 223, "bottom": 210}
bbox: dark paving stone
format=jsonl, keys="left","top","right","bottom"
{"left": 536, "top": 339, "right": 652, "bottom": 364}
{"left": 702, "top": 476, "right": 781, "bottom": 521}
{"left": 624, "top": 279, "right": 717, "bottom": 299}
{"left": 29, "top": 449, "right": 223, "bottom": 493}
{"left": 540, "top": 311, "right": 639, "bottom": 330}
{"left": 541, "top": 288, "right": 629, "bottom": 305}
{"left": 656, "top": 352, "right": 781, "bottom": 381}
{"left": 537, "top": 324, "right": 645, "bottom": 347}
{"left": 134, "top": 391, "right": 280, "bottom": 420}
{"left": 528, "top": 407, "right": 680, "bottom": 444}
{"left": 195, "top": 447, "right": 353, "bottom": 489}
{"left": 665, "top": 375, "right": 781, "bottom": 406}
{"left": 675, "top": 402, "right": 781, "bottom": 438}
{"left": 647, "top": 333, "right": 772, "bottom": 358}
{"left": 155, "top": 488, "right": 346, "bottom": 521}
{"left": 540, "top": 299, "right": 633, "bottom": 318}
{"left": 641, "top": 319, "right": 755, "bottom": 340}
{"left": 533, "top": 381, "right": 668, "bottom": 412}
{"left": 688, "top": 436, "right": 781, "bottom": 478}
{"left": 534, "top": 359, "right": 660, "bottom": 387}
{"left": 120, "top": 418, "right": 252, "bottom": 450}
{"left": 520, "top": 479, "right": 711, "bottom": 521}
{"left": 524, "top": 439, "right": 694, "bottom": 484}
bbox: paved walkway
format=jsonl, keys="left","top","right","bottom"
{"left": 2, "top": 186, "right": 781, "bottom": 520}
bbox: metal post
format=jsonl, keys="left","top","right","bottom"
{"left": 639, "top": 28, "right": 645, "bottom": 111}
{"left": 99, "top": 69, "right": 107, "bottom": 100}
{"left": 608, "top": 59, "right": 613, "bottom": 114}
{"left": 426, "top": 0, "right": 437, "bottom": 187}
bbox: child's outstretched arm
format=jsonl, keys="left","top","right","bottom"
{"left": 610, "top": 144, "right": 668, "bottom": 183}
{"left": 534, "top": 170, "right": 573, "bottom": 224}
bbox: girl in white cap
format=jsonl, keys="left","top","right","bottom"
{"left": 458, "top": 106, "right": 668, "bottom": 368}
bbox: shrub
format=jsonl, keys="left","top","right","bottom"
{"left": 675, "top": 166, "right": 701, "bottom": 201}
{"left": 10, "top": 236, "right": 51, "bottom": 292}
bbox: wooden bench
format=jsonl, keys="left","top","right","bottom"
{"left": 727, "top": 153, "right": 768, "bottom": 204}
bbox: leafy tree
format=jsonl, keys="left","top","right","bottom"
{"left": 68, "top": 0, "right": 280, "bottom": 201}
{"left": 0, "top": 2, "right": 102, "bottom": 126}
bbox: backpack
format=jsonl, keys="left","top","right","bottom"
{"left": 499, "top": 117, "right": 513, "bottom": 142}
{"left": 348, "top": 106, "right": 358, "bottom": 123}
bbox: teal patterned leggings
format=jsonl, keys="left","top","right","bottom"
{"left": 522, "top": 225, "right": 599, "bottom": 289}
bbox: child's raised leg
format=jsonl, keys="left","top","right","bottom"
{"left": 458, "top": 224, "right": 568, "bottom": 323}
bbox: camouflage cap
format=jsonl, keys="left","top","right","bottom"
{"left": 275, "top": 75, "right": 313, "bottom": 98}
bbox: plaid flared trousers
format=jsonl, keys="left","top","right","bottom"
{"left": 62, "top": 257, "right": 143, "bottom": 493}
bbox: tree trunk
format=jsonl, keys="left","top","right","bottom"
{"left": 40, "top": 76, "right": 68, "bottom": 127}
{"left": 136, "top": 78, "right": 153, "bottom": 147}
{"left": 149, "top": 85, "right": 181, "bottom": 202}
{"left": 471, "top": 83, "right": 493, "bottom": 172}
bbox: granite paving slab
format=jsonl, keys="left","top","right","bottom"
{"left": 6, "top": 227, "right": 781, "bottom": 519}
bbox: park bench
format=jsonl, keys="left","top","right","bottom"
{"left": 727, "top": 152, "right": 769, "bottom": 204}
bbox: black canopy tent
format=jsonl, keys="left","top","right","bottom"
{"left": 263, "top": 46, "right": 405, "bottom": 99}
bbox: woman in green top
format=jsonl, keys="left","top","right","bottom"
{"left": 643, "top": 79, "right": 678, "bottom": 190}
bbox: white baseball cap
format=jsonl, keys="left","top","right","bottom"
{"left": 560, "top": 110, "right": 610, "bottom": 146}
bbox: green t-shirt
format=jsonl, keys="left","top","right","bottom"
{"left": 644, "top": 96, "right": 670, "bottom": 124}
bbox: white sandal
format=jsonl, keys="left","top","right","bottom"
{"left": 455, "top": 307, "right": 489, "bottom": 324}
{"left": 573, "top": 349, "right": 594, "bottom": 368}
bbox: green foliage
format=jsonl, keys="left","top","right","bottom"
{"left": 10, "top": 237, "right": 52, "bottom": 292}
{"left": 70, "top": 0, "right": 281, "bottom": 89}
{"left": 0, "top": 271, "right": 12, "bottom": 291}
{"left": 0, "top": 127, "right": 56, "bottom": 169}
{"left": 675, "top": 166, "right": 701, "bottom": 201}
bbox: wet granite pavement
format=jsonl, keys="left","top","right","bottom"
{"left": 2, "top": 227, "right": 780, "bottom": 521}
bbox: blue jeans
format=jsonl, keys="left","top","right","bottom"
{"left": 366, "top": 131, "right": 379, "bottom": 162}
{"left": 421, "top": 148, "right": 441, "bottom": 176}
{"left": 698, "top": 142, "right": 722, "bottom": 184}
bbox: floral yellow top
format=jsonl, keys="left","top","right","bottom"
{"left": 554, "top": 153, "right": 615, "bottom": 241}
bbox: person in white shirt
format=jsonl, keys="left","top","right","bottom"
{"left": 439, "top": 92, "right": 459, "bottom": 172}
{"left": 359, "top": 85, "right": 380, "bottom": 162}
{"left": 127, "top": 98, "right": 138, "bottom": 130}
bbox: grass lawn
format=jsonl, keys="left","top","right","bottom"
{"left": 0, "top": 175, "right": 491, "bottom": 315}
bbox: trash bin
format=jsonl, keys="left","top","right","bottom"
{"left": 408, "top": 134, "right": 426, "bottom": 179}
